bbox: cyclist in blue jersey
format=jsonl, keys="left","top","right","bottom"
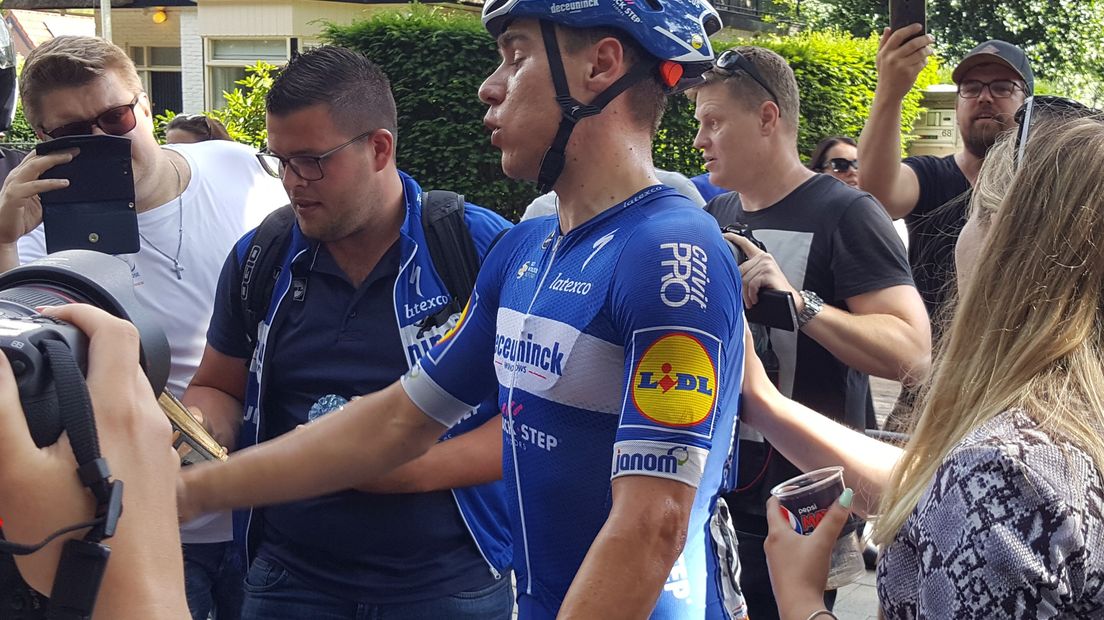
{"left": 180, "top": 1, "right": 751, "bottom": 617}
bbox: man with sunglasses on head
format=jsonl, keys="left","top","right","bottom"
{"left": 692, "top": 46, "right": 930, "bottom": 619}
{"left": 0, "top": 35, "right": 288, "bottom": 620}
{"left": 858, "top": 31, "right": 1032, "bottom": 334}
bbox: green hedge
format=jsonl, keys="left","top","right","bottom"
{"left": 325, "top": 10, "right": 938, "bottom": 220}
{"left": 6, "top": 8, "right": 939, "bottom": 221}
{"left": 324, "top": 7, "right": 537, "bottom": 221}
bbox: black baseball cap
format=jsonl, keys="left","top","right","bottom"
{"left": 952, "top": 40, "right": 1034, "bottom": 95}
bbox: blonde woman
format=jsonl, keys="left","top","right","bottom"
{"left": 739, "top": 117, "right": 1104, "bottom": 618}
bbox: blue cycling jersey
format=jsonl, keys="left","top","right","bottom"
{"left": 403, "top": 185, "right": 748, "bottom": 618}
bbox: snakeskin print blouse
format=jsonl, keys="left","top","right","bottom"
{"left": 877, "top": 410, "right": 1104, "bottom": 618}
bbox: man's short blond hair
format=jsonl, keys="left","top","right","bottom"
{"left": 701, "top": 46, "right": 800, "bottom": 130}
{"left": 20, "top": 36, "right": 143, "bottom": 128}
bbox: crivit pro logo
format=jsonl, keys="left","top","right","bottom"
{"left": 660, "top": 243, "right": 708, "bottom": 310}
{"left": 631, "top": 333, "right": 718, "bottom": 427}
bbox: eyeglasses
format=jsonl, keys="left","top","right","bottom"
{"left": 712, "top": 49, "right": 779, "bottom": 104}
{"left": 820, "top": 158, "right": 859, "bottom": 173}
{"left": 957, "top": 79, "right": 1025, "bottom": 99}
{"left": 1014, "top": 95, "right": 1098, "bottom": 169}
{"left": 256, "top": 129, "right": 377, "bottom": 182}
{"left": 43, "top": 95, "right": 142, "bottom": 139}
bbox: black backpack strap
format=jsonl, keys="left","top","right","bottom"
{"left": 238, "top": 204, "right": 295, "bottom": 351}
{"left": 418, "top": 191, "right": 483, "bottom": 336}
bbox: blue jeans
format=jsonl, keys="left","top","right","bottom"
{"left": 183, "top": 542, "right": 245, "bottom": 620}
{"left": 240, "top": 556, "right": 513, "bottom": 620}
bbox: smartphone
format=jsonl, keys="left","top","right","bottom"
{"left": 746, "top": 289, "right": 798, "bottom": 332}
{"left": 889, "top": 0, "right": 926, "bottom": 36}
{"left": 35, "top": 134, "right": 138, "bottom": 255}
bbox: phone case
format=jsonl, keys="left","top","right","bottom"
{"left": 746, "top": 289, "right": 797, "bottom": 332}
{"left": 889, "top": 0, "right": 926, "bottom": 34}
{"left": 36, "top": 135, "right": 139, "bottom": 255}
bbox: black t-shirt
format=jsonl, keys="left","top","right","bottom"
{"left": 0, "top": 147, "right": 25, "bottom": 184}
{"left": 707, "top": 175, "right": 914, "bottom": 521}
{"left": 902, "top": 154, "right": 971, "bottom": 320}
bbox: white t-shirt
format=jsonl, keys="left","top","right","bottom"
{"left": 19, "top": 139, "right": 288, "bottom": 543}
{"left": 519, "top": 169, "right": 706, "bottom": 221}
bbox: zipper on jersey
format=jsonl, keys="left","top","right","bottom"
{"left": 504, "top": 231, "right": 562, "bottom": 595}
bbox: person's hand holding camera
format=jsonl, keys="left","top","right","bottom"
{"left": 0, "top": 304, "right": 189, "bottom": 618}
{"left": 724, "top": 232, "right": 803, "bottom": 312}
{"left": 0, "top": 149, "right": 75, "bottom": 247}
{"left": 874, "top": 25, "right": 936, "bottom": 103}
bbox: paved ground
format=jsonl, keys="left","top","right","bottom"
{"left": 833, "top": 564, "right": 880, "bottom": 620}
{"left": 831, "top": 376, "right": 902, "bottom": 619}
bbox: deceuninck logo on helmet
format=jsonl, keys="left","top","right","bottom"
{"left": 626, "top": 328, "right": 720, "bottom": 439}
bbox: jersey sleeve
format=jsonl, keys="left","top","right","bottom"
{"left": 400, "top": 231, "right": 510, "bottom": 428}
{"left": 609, "top": 209, "right": 744, "bottom": 489}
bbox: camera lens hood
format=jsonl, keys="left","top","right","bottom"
{"left": 0, "top": 250, "right": 170, "bottom": 395}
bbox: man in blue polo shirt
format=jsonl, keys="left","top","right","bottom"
{"left": 181, "top": 46, "right": 512, "bottom": 619}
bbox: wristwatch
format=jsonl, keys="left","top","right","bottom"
{"left": 797, "top": 290, "right": 824, "bottom": 329}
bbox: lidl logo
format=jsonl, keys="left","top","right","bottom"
{"left": 630, "top": 333, "right": 718, "bottom": 428}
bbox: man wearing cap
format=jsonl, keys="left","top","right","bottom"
{"left": 857, "top": 28, "right": 1031, "bottom": 430}
{"left": 858, "top": 30, "right": 1031, "bottom": 324}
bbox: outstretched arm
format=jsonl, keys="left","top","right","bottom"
{"left": 179, "top": 381, "right": 446, "bottom": 520}
{"left": 353, "top": 414, "right": 502, "bottom": 493}
{"left": 740, "top": 327, "right": 902, "bottom": 518}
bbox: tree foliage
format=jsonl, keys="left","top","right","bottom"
{"left": 155, "top": 61, "right": 276, "bottom": 148}
{"left": 777, "top": 0, "right": 1104, "bottom": 99}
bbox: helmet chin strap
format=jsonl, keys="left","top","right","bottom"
{"left": 536, "top": 20, "right": 656, "bottom": 193}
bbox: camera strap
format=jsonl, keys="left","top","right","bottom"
{"left": 0, "top": 339, "right": 122, "bottom": 620}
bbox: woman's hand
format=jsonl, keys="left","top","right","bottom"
{"left": 763, "top": 490, "right": 854, "bottom": 620}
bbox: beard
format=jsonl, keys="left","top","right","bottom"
{"left": 962, "top": 113, "right": 1014, "bottom": 158}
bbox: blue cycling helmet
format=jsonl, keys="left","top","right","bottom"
{"left": 483, "top": 0, "right": 722, "bottom": 67}
{"left": 482, "top": 0, "right": 723, "bottom": 192}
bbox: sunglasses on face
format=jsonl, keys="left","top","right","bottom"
{"left": 43, "top": 95, "right": 142, "bottom": 139}
{"left": 957, "top": 79, "right": 1024, "bottom": 99}
{"left": 1014, "top": 95, "right": 1099, "bottom": 169}
{"left": 256, "top": 129, "right": 377, "bottom": 182}
{"left": 712, "top": 49, "right": 780, "bottom": 104}
{"left": 820, "top": 158, "right": 858, "bottom": 173}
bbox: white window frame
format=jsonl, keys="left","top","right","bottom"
{"left": 204, "top": 37, "right": 291, "bottom": 110}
